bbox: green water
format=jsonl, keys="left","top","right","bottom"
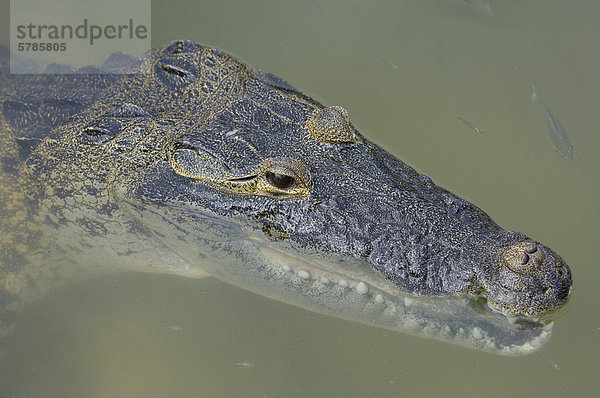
{"left": 1, "top": 0, "right": 599, "bottom": 396}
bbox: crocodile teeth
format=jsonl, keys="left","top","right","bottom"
{"left": 297, "top": 270, "right": 310, "bottom": 280}
{"left": 355, "top": 282, "right": 368, "bottom": 294}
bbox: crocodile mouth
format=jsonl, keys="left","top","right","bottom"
{"left": 245, "top": 231, "right": 554, "bottom": 326}
{"left": 244, "top": 235, "right": 554, "bottom": 355}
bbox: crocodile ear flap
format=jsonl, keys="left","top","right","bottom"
{"left": 305, "top": 106, "right": 357, "bottom": 144}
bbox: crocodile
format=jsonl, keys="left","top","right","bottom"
{"left": 0, "top": 40, "right": 572, "bottom": 355}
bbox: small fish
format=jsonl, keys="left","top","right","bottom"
{"left": 531, "top": 86, "right": 573, "bottom": 160}
{"left": 448, "top": 0, "right": 494, "bottom": 16}
{"left": 456, "top": 117, "right": 484, "bottom": 134}
{"left": 154, "top": 325, "right": 183, "bottom": 331}
{"left": 229, "top": 362, "right": 255, "bottom": 368}
{"left": 542, "top": 355, "right": 561, "bottom": 371}
{"left": 377, "top": 57, "right": 399, "bottom": 71}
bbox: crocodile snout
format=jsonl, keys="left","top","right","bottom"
{"left": 503, "top": 241, "right": 545, "bottom": 274}
{"left": 482, "top": 240, "right": 572, "bottom": 318}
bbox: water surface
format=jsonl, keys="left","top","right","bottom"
{"left": 0, "top": 0, "right": 598, "bottom": 396}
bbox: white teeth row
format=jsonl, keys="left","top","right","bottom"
{"left": 278, "top": 263, "right": 552, "bottom": 354}
{"left": 279, "top": 263, "right": 427, "bottom": 310}
{"left": 280, "top": 263, "right": 389, "bottom": 302}
{"left": 280, "top": 263, "right": 422, "bottom": 310}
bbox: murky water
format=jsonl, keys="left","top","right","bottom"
{"left": 1, "top": 0, "right": 599, "bottom": 396}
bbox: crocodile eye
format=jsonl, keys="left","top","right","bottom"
{"left": 265, "top": 172, "right": 294, "bottom": 189}
{"left": 257, "top": 157, "right": 311, "bottom": 198}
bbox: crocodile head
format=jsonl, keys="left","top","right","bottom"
{"left": 104, "top": 41, "right": 572, "bottom": 354}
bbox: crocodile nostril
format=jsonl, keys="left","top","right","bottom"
{"left": 503, "top": 241, "right": 545, "bottom": 274}
{"left": 517, "top": 252, "right": 530, "bottom": 265}
{"left": 525, "top": 246, "right": 538, "bottom": 254}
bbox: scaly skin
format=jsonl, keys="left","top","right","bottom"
{"left": 0, "top": 40, "right": 572, "bottom": 354}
